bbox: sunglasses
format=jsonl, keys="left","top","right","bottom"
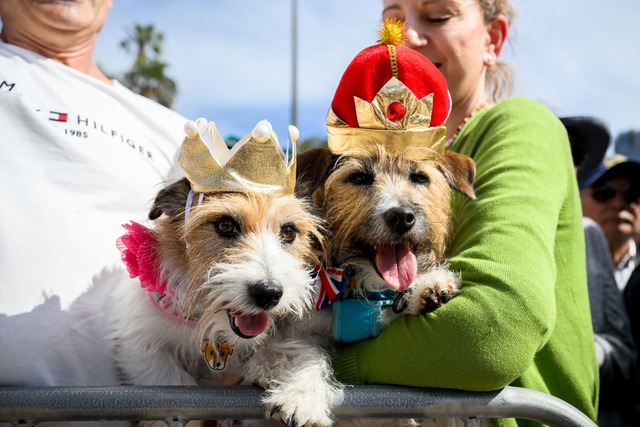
{"left": 591, "top": 182, "right": 639, "bottom": 204}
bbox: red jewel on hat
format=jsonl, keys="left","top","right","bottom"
{"left": 386, "top": 101, "right": 406, "bottom": 122}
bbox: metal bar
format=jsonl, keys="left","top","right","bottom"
{"left": 0, "top": 385, "right": 596, "bottom": 427}
{"left": 335, "top": 385, "right": 596, "bottom": 426}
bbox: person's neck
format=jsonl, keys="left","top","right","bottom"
{"left": 611, "top": 238, "right": 632, "bottom": 266}
{"left": 1, "top": 30, "right": 111, "bottom": 85}
{"left": 446, "top": 87, "right": 492, "bottom": 142}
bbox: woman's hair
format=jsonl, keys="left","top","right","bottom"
{"left": 478, "top": 0, "right": 515, "bottom": 101}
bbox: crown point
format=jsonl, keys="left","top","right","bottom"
{"left": 252, "top": 120, "right": 273, "bottom": 143}
{"left": 184, "top": 120, "right": 199, "bottom": 138}
{"left": 288, "top": 125, "right": 300, "bottom": 143}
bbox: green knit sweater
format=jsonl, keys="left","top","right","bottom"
{"left": 332, "top": 97, "right": 599, "bottom": 426}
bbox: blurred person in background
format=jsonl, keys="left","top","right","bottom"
{"left": 564, "top": 116, "right": 636, "bottom": 426}
{"left": 580, "top": 154, "right": 640, "bottom": 290}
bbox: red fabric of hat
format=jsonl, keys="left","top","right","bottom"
{"left": 331, "top": 44, "right": 450, "bottom": 128}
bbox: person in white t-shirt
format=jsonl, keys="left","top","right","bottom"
{"left": 0, "top": 0, "right": 188, "bottom": 395}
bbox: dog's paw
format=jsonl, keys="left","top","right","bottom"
{"left": 265, "top": 397, "right": 334, "bottom": 427}
{"left": 405, "top": 268, "right": 460, "bottom": 315}
{"left": 263, "top": 381, "right": 341, "bottom": 427}
{"left": 418, "top": 281, "right": 458, "bottom": 313}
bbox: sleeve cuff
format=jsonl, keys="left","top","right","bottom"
{"left": 332, "top": 344, "right": 361, "bottom": 383}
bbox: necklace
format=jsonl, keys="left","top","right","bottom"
{"left": 446, "top": 103, "right": 492, "bottom": 148}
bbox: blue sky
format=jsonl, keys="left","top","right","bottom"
{"left": 95, "top": 0, "right": 640, "bottom": 144}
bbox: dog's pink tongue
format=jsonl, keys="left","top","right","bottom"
{"left": 375, "top": 243, "right": 417, "bottom": 290}
{"left": 236, "top": 312, "right": 270, "bottom": 337}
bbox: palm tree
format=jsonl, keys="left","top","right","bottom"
{"left": 119, "top": 24, "right": 177, "bottom": 108}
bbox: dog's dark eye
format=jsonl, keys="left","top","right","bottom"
{"left": 347, "top": 171, "right": 374, "bottom": 186}
{"left": 410, "top": 172, "right": 430, "bottom": 185}
{"left": 280, "top": 223, "right": 298, "bottom": 244}
{"left": 215, "top": 216, "right": 240, "bottom": 238}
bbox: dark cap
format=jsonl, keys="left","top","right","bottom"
{"left": 560, "top": 116, "right": 610, "bottom": 183}
{"left": 579, "top": 153, "right": 640, "bottom": 189}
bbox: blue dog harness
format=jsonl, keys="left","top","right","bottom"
{"left": 331, "top": 290, "right": 399, "bottom": 342}
{"left": 313, "top": 260, "right": 405, "bottom": 343}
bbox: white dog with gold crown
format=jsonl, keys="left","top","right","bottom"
{"left": 106, "top": 118, "right": 343, "bottom": 426}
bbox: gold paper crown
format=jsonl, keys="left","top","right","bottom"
{"left": 326, "top": 19, "right": 448, "bottom": 160}
{"left": 178, "top": 118, "right": 298, "bottom": 196}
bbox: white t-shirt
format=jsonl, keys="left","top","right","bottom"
{"left": 0, "top": 41, "right": 188, "bottom": 388}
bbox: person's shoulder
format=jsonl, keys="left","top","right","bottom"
{"left": 464, "top": 97, "right": 569, "bottom": 164}
{"left": 0, "top": 41, "right": 40, "bottom": 71}
{"left": 0, "top": 40, "right": 52, "bottom": 66}
{"left": 582, "top": 216, "right": 601, "bottom": 232}
{"left": 111, "top": 80, "right": 172, "bottom": 111}
{"left": 479, "top": 96, "right": 565, "bottom": 137}
{"left": 111, "top": 80, "right": 187, "bottom": 123}
{"left": 0, "top": 40, "right": 27, "bottom": 58}
{"left": 583, "top": 217, "right": 607, "bottom": 243}
{"left": 488, "top": 97, "right": 558, "bottom": 122}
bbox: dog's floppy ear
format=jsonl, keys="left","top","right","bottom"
{"left": 295, "top": 148, "right": 337, "bottom": 199}
{"left": 436, "top": 150, "right": 476, "bottom": 200}
{"left": 148, "top": 177, "right": 192, "bottom": 220}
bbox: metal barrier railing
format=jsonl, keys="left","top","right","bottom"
{"left": 0, "top": 385, "right": 597, "bottom": 427}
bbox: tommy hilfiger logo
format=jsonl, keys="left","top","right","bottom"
{"left": 3, "top": 78, "right": 159, "bottom": 163}
{"left": 42, "top": 111, "right": 156, "bottom": 161}
{"left": 49, "top": 111, "right": 68, "bottom": 122}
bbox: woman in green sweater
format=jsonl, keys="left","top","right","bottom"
{"left": 332, "top": 0, "right": 599, "bottom": 425}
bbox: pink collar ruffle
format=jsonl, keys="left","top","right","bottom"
{"left": 116, "top": 221, "right": 167, "bottom": 294}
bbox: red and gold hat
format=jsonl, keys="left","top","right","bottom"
{"left": 327, "top": 19, "right": 451, "bottom": 160}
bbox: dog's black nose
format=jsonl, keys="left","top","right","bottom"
{"left": 385, "top": 207, "right": 416, "bottom": 233}
{"left": 249, "top": 281, "right": 283, "bottom": 310}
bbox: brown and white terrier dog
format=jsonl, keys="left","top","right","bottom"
{"left": 296, "top": 144, "right": 475, "bottom": 322}
{"left": 107, "top": 176, "right": 343, "bottom": 426}
{"left": 242, "top": 146, "right": 476, "bottom": 427}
